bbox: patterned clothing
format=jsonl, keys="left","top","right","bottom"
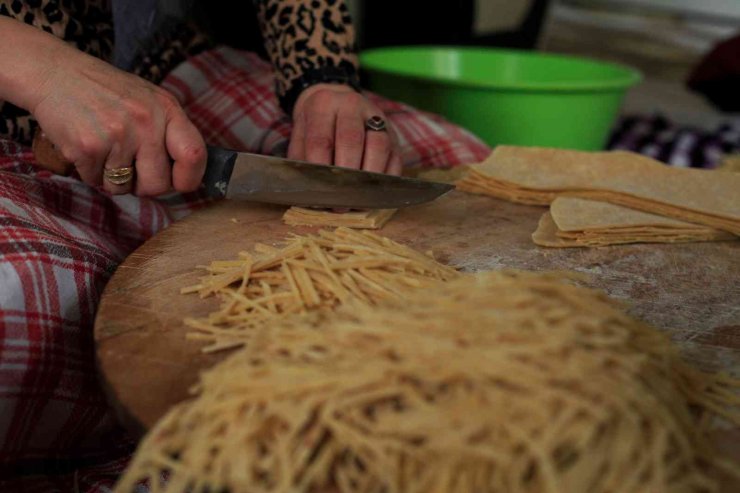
{"left": 0, "top": 45, "right": 490, "bottom": 491}
{"left": 252, "top": 0, "right": 360, "bottom": 114}
{"left": 0, "top": 0, "right": 360, "bottom": 143}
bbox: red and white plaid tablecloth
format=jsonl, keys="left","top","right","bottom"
{"left": 0, "top": 47, "right": 490, "bottom": 491}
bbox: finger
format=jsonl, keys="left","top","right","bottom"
{"left": 102, "top": 142, "right": 136, "bottom": 195}
{"left": 333, "top": 107, "right": 365, "bottom": 170}
{"left": 68, "top": 133, "right": 109, "bottom": 187}
{"left": 164, "top": 112, "right": 206, "bottom": 193}
{"left": 387, "top": 121, "right": 401, "bottom": 149}
{"left": 133, "top": 141, "right": 170, "bottom": 197}
{"left": 287, "top": 111, "right": 306, "bottom": 161}
{"left": 135, "top": 133, "right": 172, "bottom": 197}
{"left": 385, "top": 121, "right": 403, "bottom": 176}
{"left": 361, "top": 128, "right": 392, "bottom": 174}
{"left": 74, "top": 155, "right": 104, "bottom": 187}
{"left": 304, "top": 109, "right": 336, "bottom": 166}
{"left": 387, "top": 152, "right": 403, "bottom": 177}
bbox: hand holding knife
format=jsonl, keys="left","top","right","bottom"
{"left": 33, "top": 132, "right": 453, "bottom": 209}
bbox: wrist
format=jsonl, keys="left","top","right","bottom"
{"left": 293, "top": 83, "right": 356, "bottom": 118}
{"left": 280, "top": 66, "right": 361, "bottom": 117}
{"left": 26, "top": 43, "right": 69, "bottom": 114}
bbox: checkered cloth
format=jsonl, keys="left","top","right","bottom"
{"left": 608, "top": 114, "right": 740, "bottom": 169}
{"left": 0, "top": 46, "right": 490, "bottom": 491}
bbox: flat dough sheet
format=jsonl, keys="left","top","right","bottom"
{"left": 457, "top": 146, "right": 740, "bottom": 235}
{"left": 418, "top": 166, "right": 469, "bottom": 184}
{"left": 283, "top": 207, "right": 396, "bottom": 229}
{"left": 550, "top": 197, "right": 728, "bottom": 232}
{"left": 533, "top": 198, "right": 735, "bottom": 247}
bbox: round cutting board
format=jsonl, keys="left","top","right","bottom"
{"left": 94, "top": 191, "right": 740, "bottom": 442}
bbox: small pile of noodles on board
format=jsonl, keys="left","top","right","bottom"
{"left": 181, "top": 227, "right": 461, "bottom": 352}
{"left": 116, "top": 271, "right": 740, "bottom": 493}
{"left": 282, "top": 207, "right": 397, "bottom": 229}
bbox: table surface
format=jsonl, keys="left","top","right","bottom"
{"left": 94, "top": 191, "right": 740, "bottom": 464}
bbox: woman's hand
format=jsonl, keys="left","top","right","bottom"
{"left": 288, "top": 84, "right": 402, "bottom": 176}
{"left": 29, "top": 40, "right": 206, "bottom": 196}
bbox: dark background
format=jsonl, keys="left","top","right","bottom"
{"left": 198, "top": 0, "right": 551, "bottom": 54}
{"left": 360, "top": 0, "right": 550, "bottom": 49}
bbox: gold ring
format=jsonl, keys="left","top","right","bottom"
{"left": 103, "top": 166, "right": 135, "bottom": 185}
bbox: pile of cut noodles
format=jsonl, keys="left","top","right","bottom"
{"left": 181, "top": 227, "right": 460, "bottom": 352}
{"left": 117, "top": 269, "right": 740, "bottom": 493}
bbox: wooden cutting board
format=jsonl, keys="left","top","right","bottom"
{"left": 94, "top": 191, "right": 740, "bottom": 451}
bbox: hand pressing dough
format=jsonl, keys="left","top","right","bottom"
{"left": 283, "top": 207, "right": 396, "bottom": 229}
{"left": 457, "top": 146, "right": 740, "bottom": 235}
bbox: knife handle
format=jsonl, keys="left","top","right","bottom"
{"left": 32, "top": 131, "right": 236, "bottom": 198}
{"left": 32, "top": 131, "right": 75, "bottom": 175}
{"left": 202, "top": 145, "right": 237, "bottom": 198}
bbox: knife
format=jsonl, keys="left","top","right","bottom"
{"left": 32, "top": 134, "right": 453, "bottom": 209}
{"left": 203, "top": 146, "right": 453, "bottom": 209}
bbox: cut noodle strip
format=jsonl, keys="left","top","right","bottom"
{"left": 181, "top": 228, "right": 460, "bottom": 352}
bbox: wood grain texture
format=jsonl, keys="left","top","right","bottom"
{"left": 94, "top": 191, "right": 740, "bottom": 442}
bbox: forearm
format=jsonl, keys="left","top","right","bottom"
{"left": 0, "top": 16, "right": 74, "bottom": 112}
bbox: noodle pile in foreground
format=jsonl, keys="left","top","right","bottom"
{"left": 181, "top": 227, "right": 460, "bottom": 352}
{"left": 117, "top": 271, "right": 740, "bottom": 493}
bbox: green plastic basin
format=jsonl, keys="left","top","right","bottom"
{"left": 360, "top": 46, "right": 641, "bottom": 150}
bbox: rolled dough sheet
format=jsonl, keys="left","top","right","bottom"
{"left": 457, "top": 146, "right": 740, "bottom": 235}
{"left": 550, "top": 197, "right": 728, "bottom": 232}
{"left": 418, "top": 166, "right": 469, "bottom": 184}
{"left": 283, "top": 207, "right": 396, "bottom": 229}
{"left": 533, "top": 210, "right": 735, "bottom": 248}
{"left": 719, "top": 154, "right": 740, "bottom": 172}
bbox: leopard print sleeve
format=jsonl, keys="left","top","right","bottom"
{"left": 252, "top": 0, "right": 360, "bottom": 116}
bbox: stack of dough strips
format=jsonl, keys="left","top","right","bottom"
{"left": 117, "top": 271, "right": 740, "bottom": 493}
{"left": 181, "top": 227, "right": 460, "bottom": 352}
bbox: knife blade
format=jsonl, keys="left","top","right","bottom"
{"left": 203, "top": 146, "right": 453, "bottom": 209}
